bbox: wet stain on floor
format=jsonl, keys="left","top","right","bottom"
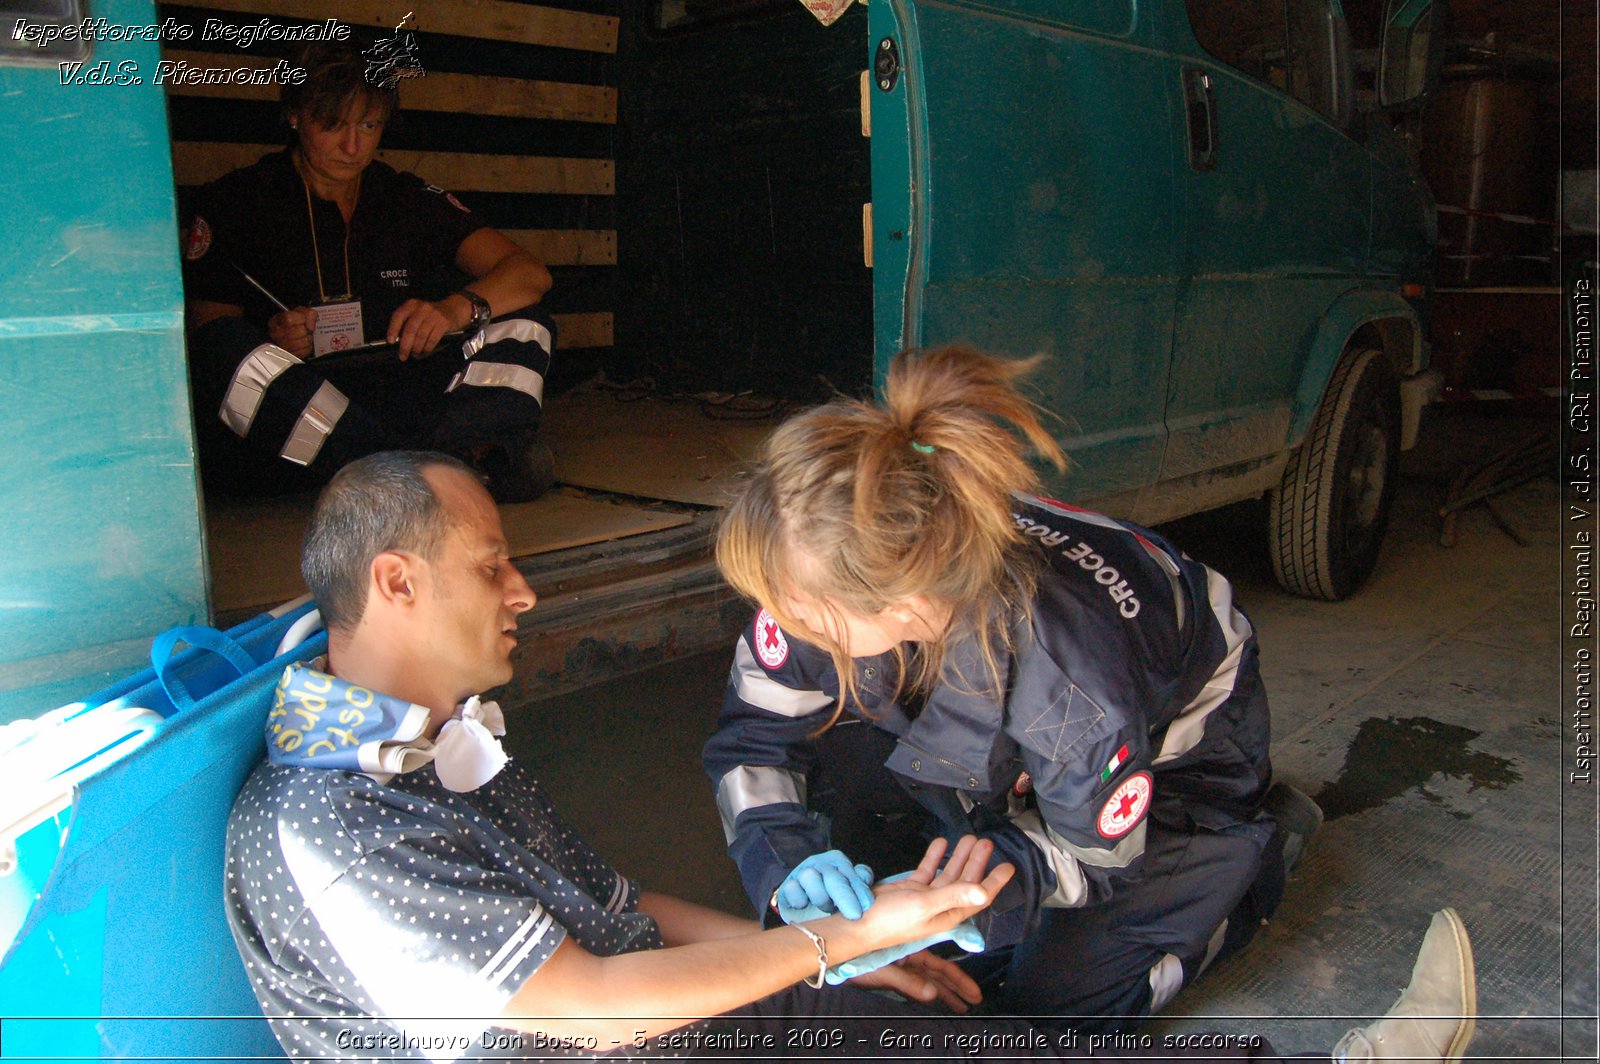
{"left": 1314, "top": 715, "right": 1520, "bottom": 821}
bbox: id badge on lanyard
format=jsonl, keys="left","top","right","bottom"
{"left": 300, "top": 165, "right": 364, "bottom": 357}
{"left": 312, "top": 299, "right": 364, "bottom": 357}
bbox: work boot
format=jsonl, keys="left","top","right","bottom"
{"left": 1333, "top": 908, "right": 1476, "bottom": 1062}
{"left": 473, "top": 439, "right": 557, "bottom": 504}
{"left": 1264, "top": 780, "right": 1323, "bottom": 872}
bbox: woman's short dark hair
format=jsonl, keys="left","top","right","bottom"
{"left": 281, "top": 40, "right": 398, "bottom": 133}
{"left": 301, "top": 451, "right": 474, "bottom": 631}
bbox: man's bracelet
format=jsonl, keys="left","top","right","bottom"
{"left": 790, "top": 923, "right": 828, "bottom": 989}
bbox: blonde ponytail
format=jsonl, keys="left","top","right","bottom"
{"left": 717, "top": 346, "right": 1067, "bottom": 723}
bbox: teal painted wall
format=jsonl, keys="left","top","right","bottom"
{"left": 0, "top": 0, "right": 209, "bottom": 725}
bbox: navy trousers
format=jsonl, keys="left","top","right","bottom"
{"left": 187, "top": 310, "right": 553, "bottom": 497}
{"left": 812, "top": 722, "right": 1285, "bottom": 1037}
{"left": 962, "top": 801, "right": 1285, "bottom": 1034}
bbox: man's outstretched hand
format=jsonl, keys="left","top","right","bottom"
{"left": 816, "top": 836, "right": 1011, "bottom": 995}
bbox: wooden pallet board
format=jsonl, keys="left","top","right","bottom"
{"left": 503, "top": 229, "right": 617, "bottom": 267}
{"left": 160, "top": 51, "right": 618, "bottom": 124}
{"left": 172, "top": 142, "right": 614, "bottom": 195}
{"left": 208, "top": 489, "right": 691, "bottom": 613}
{"left": 543, "top": 390, "right": 778, "bottom": 507}
{"left": 551, "top": 312, "right": 613, "bottom": 350}
{"left": 188, "top": 0, "right": 620, "bottom": 54}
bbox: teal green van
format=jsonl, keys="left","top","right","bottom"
{"left": 868, "top": 0, "right": 1439, "bottom": 601}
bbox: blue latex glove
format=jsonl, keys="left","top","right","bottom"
{"left": 817, "top": 871, "right": 986, "bottom": 984}
{"left": 776, "top": 850, "right": 876, "bottom": 921}
{"left": 823, "top": 921, "right": 985, "bottom": 984}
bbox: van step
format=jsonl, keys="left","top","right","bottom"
{"left": 502, "top": 510, "right": 745, "bottom": 705}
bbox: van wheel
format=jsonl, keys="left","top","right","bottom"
{"left": 1269, "top": 348, "right": 1400, "bottom": 601}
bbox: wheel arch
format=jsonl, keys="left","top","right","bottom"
{"left": 1288, "top": 289, "right": 1422, "bottom": 447}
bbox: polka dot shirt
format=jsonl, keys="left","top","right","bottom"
{"left": 225, "top": 759, "right": 662, "bottom": 1062}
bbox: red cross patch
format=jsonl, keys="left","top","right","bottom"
{"left": 183, "top": 215, "right": 212, "bottom": 261}
{"left": 754, "top": 608, "right": 789, "bottom": 669}
{"left": 1096, "top": 771, "right": 1152, "bottom": 839}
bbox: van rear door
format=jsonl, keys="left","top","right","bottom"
{"left": 867, "top": 0, "right": 1178, "bottom": 500}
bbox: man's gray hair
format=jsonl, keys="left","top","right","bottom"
{"left": 301, "top": 451, "right": 476, "bottom": 631}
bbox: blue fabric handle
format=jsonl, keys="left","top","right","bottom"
{"left": 151, "top": 625, "right": 258, "bottom": 713}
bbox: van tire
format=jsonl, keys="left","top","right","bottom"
{"left": 1269, "top": 348, "right": 1400, "bottom": 601}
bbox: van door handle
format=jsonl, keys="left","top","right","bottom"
{"left": 1184, "top": 67, "right": 1218, "bottom": 171}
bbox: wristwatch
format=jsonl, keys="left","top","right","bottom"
{"left": 458, "top": 289, "right": 491, "bottom": 333}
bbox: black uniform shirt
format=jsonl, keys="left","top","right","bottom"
{"left": 182, "top": 149, "right": 484, "bottom": 344}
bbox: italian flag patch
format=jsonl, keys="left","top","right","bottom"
{"left": 1099, "top": 743, "right": 1131, "bottom": 783}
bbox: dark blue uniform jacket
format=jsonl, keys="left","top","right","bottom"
{"left": 702, "top": 495, "right": 1271, "bottom": 949}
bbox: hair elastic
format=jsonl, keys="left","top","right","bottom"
{"left": 910, "top": 441, "right": 936, "bottom": 454}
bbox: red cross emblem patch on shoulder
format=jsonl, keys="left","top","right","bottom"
{"left": 754, "top": 608, "right": 789, "bottom": 669}
{"left": 1096, "top": 771, "right": 1152, "bottom": 839}
{"left": 183, "top": 216, "right": 212, "bottom": 261}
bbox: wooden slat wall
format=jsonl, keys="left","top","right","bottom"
{"left": 503, "top": 230, "right": 617, "bottom": 266}
{"left": 162, "top": 0, "right": 618, "bottom": 351}
{"left": 162, "top": 50, "right": 618, "bottom": 123}
{"left": 192, "top": 0, "right": 619, "bottom": 53}
{"left": 172, "top": 142, "right": 615, "bottom": 195}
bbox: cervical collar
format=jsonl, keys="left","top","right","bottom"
{"left": 267, "top": 660, "right": 509, "bottom": 792}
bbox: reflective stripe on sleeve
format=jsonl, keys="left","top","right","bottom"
{"left": 219, "top": 342, "right": 300, "bottom": 437}
{"left": 1140, "top": 540, "right": 1186, "bottom": 632}
{"left": 448, "top": 360, "right": 546, "bottom": 403}
{"left": 462, "top": 316, "right": 554, "bottom": 359}
{"left": 1009, "top": 810, "right": 1092, "bottom": 907}
{"left": 714, "top": 764, "right": 807, "bottom": 844}
{"left": 731, "top": 637, "right": 834, "bottom": 719}
{"left": 278, "top": 381, "right": 349, "bottom": 467}
{"left": 1148, "top": 953, "right": 1184, "bottom": 1011}
{"left": 1032, "top": 805, "right": 1147, "bottom": 865}
{"left": 1153, "top": 566, "right": 1253, "bottom": 765}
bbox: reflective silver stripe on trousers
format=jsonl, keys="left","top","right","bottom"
{"left": 731, "top": 637, "right": 834, "bottom": 719}
{"left": 1148, "top": 952, "right": 1184, "bottom": 1011}
{"left": 219, "top": 342, "right": 300, "bottom": 437}
{"left": 1153, "top": 566, "right": 1254, "bottom": 765}
{"left": 461, "top": 316, "right": 554, "bottom": 359}
{"left": 448, "top": 360, "right": 546, "bottom": 404}
{"left": 715, "top": 764, "right": 807, "bottom": 844}
{"left": 279, "top": 381, "right": 350, "bottom": 467}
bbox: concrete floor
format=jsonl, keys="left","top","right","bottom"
{"left": 502, "top": 404, "right": 1590, "bottom": 1061}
